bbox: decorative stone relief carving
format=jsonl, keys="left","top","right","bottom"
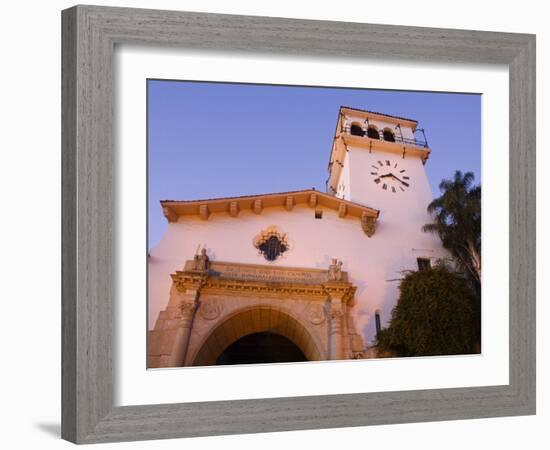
{"left": 361, "top": 213, "right": 376, "bottom": 237}
{"left": 178, "top": 300, "right": 198, "bottom": 329}
{"left": 199, "top": 298, "right": 222, "bottom": 320}
{"left": 328, "top": 258, "right": 344, "bottom": 281}
{"left": 180, "top": 301, "right": 197, "bottom": 314}
{"left": 253, "top": 226, "right": 290, "bottom": 262}
{"left": 329, "top": 306, "right": 345, "bottom": 336}
{"left": 172, "top": 274, "right": 207, "bottom": 293}
{"left": 306, "top": 302, "right": 326, "bottom": 325}
{"left": 192, "top": 247, "right": 210, "bottom": 272}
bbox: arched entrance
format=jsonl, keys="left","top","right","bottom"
{"left": 191, "top": 306, "right": 322, "bottom": 366}
{"left": 148, "top": 259, "right": 366, "bottom": 368}
{"left": 216, "top": 332, "right": 307, "bottom": 365}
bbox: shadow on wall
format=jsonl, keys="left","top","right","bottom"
{"left": 360, "top": 254, "right": 410, "bottom": 346}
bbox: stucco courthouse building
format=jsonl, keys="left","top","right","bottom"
{"left": 148, "top": 106, "right": 448, "bottom": 367}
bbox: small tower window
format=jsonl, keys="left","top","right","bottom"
{"left": 383, "top": 129, "right": 396, "bottom": 142}
{"left": 417, "top": 257, "right": 431, "bottom": 271}
{"left": 350, "top": 124, "right": 365, "bottom": 136}
{"left": 366, "top": 126, "right": 380, "bottom": 139}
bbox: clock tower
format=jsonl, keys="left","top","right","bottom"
{"left": 327, "top": 106, "right": 433, "bottom": 222}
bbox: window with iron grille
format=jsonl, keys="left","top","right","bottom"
{"left": 258, "top": 235, "right": 288, "bottom": 261}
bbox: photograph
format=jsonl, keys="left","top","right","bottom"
{"left": 146, "top": 80, "right": 482, "bottom": 368}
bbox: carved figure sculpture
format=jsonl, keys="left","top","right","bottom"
{"left": 194, "top": 248, "right": 210, "bottom": 272}
{"left": 328, "top": 258, "right": 343, "bottom": 281}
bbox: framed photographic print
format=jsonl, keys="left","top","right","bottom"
{"left": 62, "top": 4, "right": 535, "bottom": 444}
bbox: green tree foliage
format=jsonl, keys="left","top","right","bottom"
{"left": 423, "top": 171, "right": 481, "bottom": 295}
{"left": 376, "top": 265, "right": 480, "bottom": 357}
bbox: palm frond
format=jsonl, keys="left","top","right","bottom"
{"left": 423, "top": 170, "right": 481, "bottom": 294}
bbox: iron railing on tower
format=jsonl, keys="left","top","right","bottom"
{"left": 343, "top": 126, "right": 429, "bottom": 148}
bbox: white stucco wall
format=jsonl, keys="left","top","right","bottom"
{"left": 148, "top": 198, "right": 447, "bottom": 346}
{"left": 336, "top": 151, "right": 351, "bottom": 200}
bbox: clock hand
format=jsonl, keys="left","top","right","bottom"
{"left": 378, "top": 173, "right": 409, "bottom": 187}
{"left": 388, "top": 174, "right": 403, "bottom": 183}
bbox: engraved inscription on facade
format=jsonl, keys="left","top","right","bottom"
{"left": 184, "top": 260, "right": 348, "bottom": 284}
{"left": 217, "top": 265, "right": 325, "bottom": 283}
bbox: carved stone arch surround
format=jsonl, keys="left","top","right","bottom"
{"left": 188, "top": 303, "right": 325, "bottom": 366}
{"left": 147, "top": 259, "right": 366, "bottom": 368}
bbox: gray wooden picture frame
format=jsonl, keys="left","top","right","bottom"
{"left": 61, "top": 4, "right": 536, "bottom": 444}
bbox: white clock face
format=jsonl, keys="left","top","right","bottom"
{"left": 370, "top": 159, "right": 410, "bottom": 193}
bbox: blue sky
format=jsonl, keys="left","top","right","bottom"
{"left": 148, "top": 80, "right": 481, "bottom": 249}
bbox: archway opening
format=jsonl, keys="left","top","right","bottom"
{"left": 350, "top": 124, "right": 365, "bottom": 136}
{"left": 383, "top": 129, "right": 396, "bottom": 142}
{"left": 216, "top": 332, "right": 307, "bottom": 365}
{"left": 191, "top": 306, "right": 323, "bottom": 366}
{"left": 367, "top": 126, "right": 380, "bottom": 139}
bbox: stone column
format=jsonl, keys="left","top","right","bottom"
{"left": 324, "top": 284, "right": 353, "bottom": 360}
{"left": 149, "top": 253, "right": 212, "bottom": 368}
{"left": 159, "top": 271, "right": 206, "bottom": 367}
{"left": 166, "top": 288, "right": 200, "bottom": 367}
{"left": 329, "top": 298, "right": 346, "bottom": 360}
